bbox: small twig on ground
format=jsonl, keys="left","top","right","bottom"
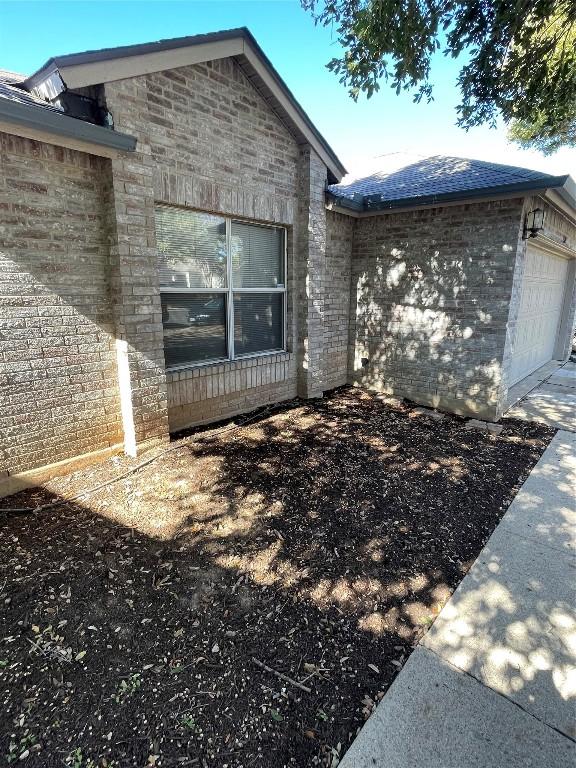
{"left": 26, "top": 638, "right": 46, "bottom": 656}
{"left": 251, "top": 656, "right": 312, "bottom": 693}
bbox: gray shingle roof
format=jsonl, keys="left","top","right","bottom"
{"left": 328, "top": 155, "right": 568, "bottom": 211}
{"left": 0, "top": 69, "right": 26, "bottom": 83}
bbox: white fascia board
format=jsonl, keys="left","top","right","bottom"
{"left": 58, "top": 39, "right": 245, "bottom": 88}
{"left": 544, "top": 187, "right": 576, "bottom": 225}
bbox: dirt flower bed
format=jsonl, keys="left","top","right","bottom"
{"left": 0, "top": 388, "right": 553, "bottom": 768}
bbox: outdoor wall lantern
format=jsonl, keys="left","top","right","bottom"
{"left": 524, "top": 208, "right": 545, "bottom": 238}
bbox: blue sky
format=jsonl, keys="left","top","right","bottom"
{"left": 1, "top": 0, "right": 574, "bottom": 177}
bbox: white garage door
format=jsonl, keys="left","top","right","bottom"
{"left": 509, "top": 244, "right": 569, "bottom": 386}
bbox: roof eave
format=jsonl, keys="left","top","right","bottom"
{"left": 326, "top": 190, "right": 364, "bottom": 212}
{"left": 554, "top": 175, "right": 576, "bottom": 211}
{"left": 23, "top": 59, "right": 59, "bottom": 91}
{"left": 24, "top": 28, "right": 346, "bottom": 183}
{"left": 328, "top": 176, "right": 574, "bottom": 214}
{"left": 0, "top": 96, "right": 137, "bottom": 156}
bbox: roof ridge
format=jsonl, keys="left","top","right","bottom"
{"left": 43, "top": 27, "right": 251, "bottom": 70}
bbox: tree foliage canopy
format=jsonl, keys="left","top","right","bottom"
{"left": 302, "top": 0, "right": 576, "bottom": 149}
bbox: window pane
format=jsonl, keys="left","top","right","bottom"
{"left": 233, "top": 293, "right": 283, "bottom": 356}
{"left": 231, "top": 221, "right": 284, "bottom": 288}
{"left": 156, "top": 206, "right": 227, "bottom": 289}
{"left": 161, "top": 293, "right": 227, "bottom": 367}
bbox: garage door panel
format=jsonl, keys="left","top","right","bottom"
{"left": 509, "top": 246, "right": 568, "bottom": 386}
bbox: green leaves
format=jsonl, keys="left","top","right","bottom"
{"left": 302, "top": 0, "right": 576, "bottom": 149}
{"left": 509, "top": 115, "right": 576, "bottom": 155}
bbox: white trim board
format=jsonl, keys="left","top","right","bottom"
{"left": 60, "top": 39, "right": 245, "bottom": 89}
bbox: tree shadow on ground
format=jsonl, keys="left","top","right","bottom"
{"left": 421, "top": 431, "right": 576, "bottom": 740}
{"left": 0, "top": 389, "right": 555, "bottom": 767}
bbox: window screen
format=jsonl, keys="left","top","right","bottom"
{"left": 157, "top": 205, "right": 286, "bottom": 369}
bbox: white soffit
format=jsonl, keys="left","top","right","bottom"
{"left": 59, "top": 38, "right": 245, "bottom": 89}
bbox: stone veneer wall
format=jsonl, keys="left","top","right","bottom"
{"left": 349, "top": 199, "right": 526, "bottom": 420}
{"left": 0, "top": 133, "right": 122, "bottom": 475}
{"left": 104, "top": 56, "right": 327, "bottom": 434}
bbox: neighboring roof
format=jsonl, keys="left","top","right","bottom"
{"left": 0, "top": 80, "right": 61, "bottom": 113}
{"left": 24, "top": 27, "right": 346, "bottom": 183}
{"left": 328, "top": 154, "right": 575, "bottom": 213}
{"left": 0, "top": 69, "right": 26, "bottom": 84}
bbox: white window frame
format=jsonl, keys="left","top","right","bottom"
{"left": 158, "top": 209, "right": 287, "bottom": 372}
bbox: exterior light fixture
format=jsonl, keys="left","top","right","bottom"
{"left": 524, "top": 208, "right": 545, "bottom": 238}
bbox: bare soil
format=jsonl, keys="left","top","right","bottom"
{"left": 0, "top": 388, "right": 553, "bottom": 768}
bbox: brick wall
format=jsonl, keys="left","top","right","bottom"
{"left": 145, "top": 59, "right": 299, "bottom": 223}
{"left": 349, "top": 199, "right": 525, "bottom": 420}
{"left": 324, "top": 210, "right": 354, "bottom": 390}
{"left": 167, "top": 352, "right": 297, "bottom": 431}
{"left": 0, "top": 55, "right": 333, "bottom": 483}
{"left": 0, "top": 133, "right": 122, "bottom": 475}
{"left": 104, "top": 79, "right": 170, "bottom": 454}
{"left": 104, "top": 57, "right": 326, "bottom": 433}
{"left": 296, "top": 147, "right": 328, "bottom": 398}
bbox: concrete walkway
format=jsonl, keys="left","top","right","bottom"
{"left": 506, "top": 360, "right": 576, "bottom": 432}
{"left": 339, "top": 430, "right": 576, "bottom": 768}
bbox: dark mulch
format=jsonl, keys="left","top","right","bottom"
{"left": 0, "top": 388, "right": 553, "bottom": 768}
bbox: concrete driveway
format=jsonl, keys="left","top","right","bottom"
{"left": 506, "top": 360, "right": 576, "bottom": 432}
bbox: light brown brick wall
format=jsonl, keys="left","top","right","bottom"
{"left": 0, "top": 55, "right": 333, "bottom": 481}
{"left": 0, "top": 134, "right": 122, "bottom": 474}
{"left": 104, "top": 81, "right": 170, "bottom": 454}
{"left": 167, "top": 352, "right": 297, "bottom": 431}
{"left": 104, "top": 57, "right": 327, "bottom": 433}
{"left": 349, "top": 199, "right": 526, "bottom": 420}
{"left": 324, "top": 210, "right": 354, "bottom": 390}
{"left": 145, "top": 59, "right": 299, "bottom": 222}
{"left": 296, "top": 147, "right": 328, "bottom": 398}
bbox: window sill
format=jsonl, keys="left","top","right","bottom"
{"left": 166, "top": 350, "right": 292, "bottom": 381}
